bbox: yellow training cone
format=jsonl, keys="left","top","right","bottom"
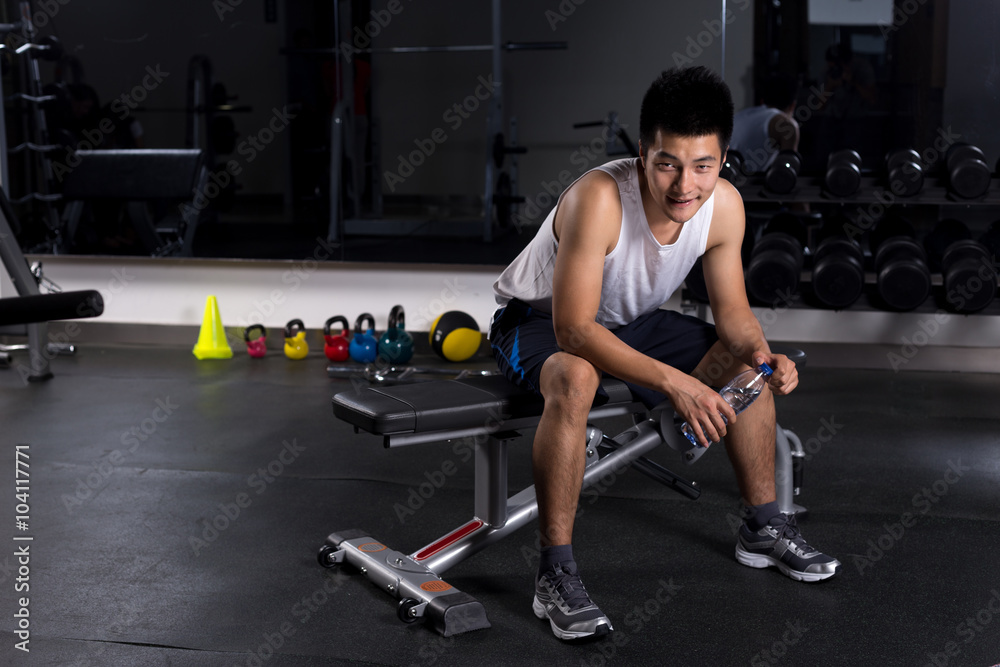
{"left": 192, "top": 295, "right": 233, "bottom": 359}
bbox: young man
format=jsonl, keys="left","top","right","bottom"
{"left": 490, "top": 67, "right": 839, "bottom": 642}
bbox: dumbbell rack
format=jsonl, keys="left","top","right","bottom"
{"left": 698, "top": 172, "right": 1000, "bottom": 316}
{"left": 739, "top": 175, "right": 1000, "bottom": 208}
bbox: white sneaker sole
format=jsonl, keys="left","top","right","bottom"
{"left": 532, "top": 595, "right": 611, "bottom": 641}
{"left": 736, "top": 543, "right": 839, "bottom": 583}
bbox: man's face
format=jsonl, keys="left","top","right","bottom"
{"left": 640, "top": 130, "right": 724, "bottom": 224}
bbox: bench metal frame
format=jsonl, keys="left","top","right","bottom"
{"left": 321, "top": 375, "right": 806, "bottom": 636}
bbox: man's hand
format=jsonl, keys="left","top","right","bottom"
{"left": 752, "top": 351, "right": 798, "bottom": 395}
{"left": 666, "top": 372, "right": 736, "bottom": 447}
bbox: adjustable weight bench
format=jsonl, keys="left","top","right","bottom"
{"left": 322, "top": 352, "right": 807, "bottom": 637}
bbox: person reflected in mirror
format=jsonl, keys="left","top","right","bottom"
{"left": 730, "top": 73, "right": 800, "bottom": 174}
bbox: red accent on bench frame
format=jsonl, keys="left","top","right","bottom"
{"left": 413, "top": 519, "right": 485, "bottom": 562}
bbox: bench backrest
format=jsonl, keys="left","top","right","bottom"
{"left": 60, "top": 149, "right": 204, "bottom": 200}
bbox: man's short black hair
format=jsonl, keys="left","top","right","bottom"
{"left": 760, "top": 73, "right": 798, "bottom": 110}
{"left": 639, "top": 66, "right": 734, "bottom": 157}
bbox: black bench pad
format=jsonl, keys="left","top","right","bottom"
{"left": 332, "top": 375, "right": 636, "bottom": 436}
{"left": 61, "top": 149, "right": 204, "bottom": 200}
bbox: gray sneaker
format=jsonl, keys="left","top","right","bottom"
{"left": 532, "top": 562, "right": 613, "bottom": 640}
{"left": 736, "top": 513, "right": 840, "bottom": 582}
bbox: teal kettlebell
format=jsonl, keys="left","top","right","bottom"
{"left": 378, "top": 305, "right": 414, "bottom": 365}
{"left": 349, "top": 313, "right": 378, "bottom": 363}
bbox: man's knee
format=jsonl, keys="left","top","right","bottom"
{"left": 540, "top": 353, "right": 601, "bottom": 411}
{"left": 693, "top": 341, "right": 747, "bottom": 387}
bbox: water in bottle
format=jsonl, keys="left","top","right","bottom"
{"left": 680, "top": 363, "right": 773, "bottom": 447}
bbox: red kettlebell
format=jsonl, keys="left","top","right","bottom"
{"left": 323, "top": 316, "right": 351, "bottom": 362}
{"left": 244, "top": 323, "right": 267, "bottom": 358}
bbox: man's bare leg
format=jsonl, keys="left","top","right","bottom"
{"left": 530, "top": 351, "right": 613, "bottom": 639}
{"left": 692, "top": 340, "right": 840, "bottom": 582}
{"left": 533, "top": 352, "right": 601, "bottom": 548}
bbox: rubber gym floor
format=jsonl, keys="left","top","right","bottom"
{"left": 1, "top": 339, "right": 999, "bottom": 666}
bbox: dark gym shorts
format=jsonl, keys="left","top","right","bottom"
{"left": 489, "top": 298, "right": 719, "bottom": 408}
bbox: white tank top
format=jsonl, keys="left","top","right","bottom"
{"left": 730, "top": 105, "right": 783, "bottom": 172}
{"left": 493, "top": 158, "right": 715, "bottom": 329}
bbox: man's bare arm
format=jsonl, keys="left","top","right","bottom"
{"left": 703, "top": 180, "right": 798, "bottom": 395}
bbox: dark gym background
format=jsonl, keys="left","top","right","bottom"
{"left": 2, "top": 0, "right": 994, "bottom": 264}
{"left": 2, "top": 1, "right": 1000, "bottom": 666}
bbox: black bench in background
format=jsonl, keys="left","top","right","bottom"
{"left": 60, "top": 149, "right": 208, "bottom": 257}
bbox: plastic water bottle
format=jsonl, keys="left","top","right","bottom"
{"left": 680, "top": 363, "right": 773, "bottom": 447}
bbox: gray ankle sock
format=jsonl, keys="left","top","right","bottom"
{"left": 746, "top": 501, "right": 781, "bottom": 531}
{"left": 539, "top": 544, "right": 574, "bottom": 577}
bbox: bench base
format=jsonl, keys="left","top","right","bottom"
{"left": 319, "top": 529, "right": 491, "bottom": 636}
{"left": 318, "top": 418, "right": 683, "bottom": 635}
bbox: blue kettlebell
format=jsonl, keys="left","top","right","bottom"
{"left": 349, "top": 313, "right": 378, "bottom": 363}
{"left": 378, "top": 305, "right": 414, "bottom": 365}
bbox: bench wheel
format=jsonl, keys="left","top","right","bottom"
{"left": 397, "top": 598, "right": 421, "bottom": 624}
{"left": 317, "top": 545, "right": 339, "bottom": 568}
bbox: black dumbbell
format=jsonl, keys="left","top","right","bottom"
{"left": 746, "top": 212, "right": 805, "bottom": 305}
{"left": 811, "top": 215, "right": 865, "bottom": 309}
{"left": 885, "top": 148, "right": 924, "bottom": 197}
{"left": 922, "top": 218, "right": 971, "bottom": 273}
{"left": 924, "top": 219, "right": 996, "bottom": 313}
{"left": 824, "top": 149, "right": 862, "bottom": 198}
{"left": 871, "top": 215, "right": 931, "bottom": 311}
{"left": 720, "top": 149, "right": 748, "bottom": 187}
{"left": 941, "top": 240, "right": 997, "bottom": 313}
{"left": 946, "top": 143, "right": 991, "bottom": 199}
{"left": 764, "top": 150, "right": 802, "bottom": 195}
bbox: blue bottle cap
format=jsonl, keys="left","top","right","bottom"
{"left": 758, "top": 362, "right": 773, "bottom": 376}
